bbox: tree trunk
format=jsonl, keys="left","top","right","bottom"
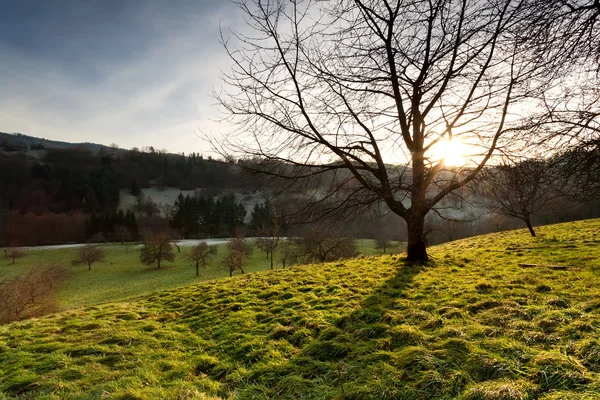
{"left": 524, "top": 218, "right": 536, "bottom": 237}
{"left": 196, "top": 261, "right": 199, "bottom": 277}
{"left": 406, "top": 214, "right": 428, "bottom": 263}
{"left": 88, "top": 263, "right": 91, "bottom": 271}
{"left": 270, "top": 251, "right": 274, "bottom": 270}
{"left": 157, "top": 258, "right": 161, "bottom": 269}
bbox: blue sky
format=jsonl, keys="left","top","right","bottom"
{"left": 0, "top": 1, "right": 239, "bottom": 154}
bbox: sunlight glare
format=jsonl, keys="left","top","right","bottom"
{"left": 434, "top": 138, "right": 469, "bottom": 167}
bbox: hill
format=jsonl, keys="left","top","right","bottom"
{"left": 1, "top": 220, "right": 600, "bottom": 399}
{"left": 0, "top": 132, "right": 111, "bottom": 152}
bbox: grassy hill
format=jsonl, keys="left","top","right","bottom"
{"left": 1, "top": 220, "right": 600, "bottom": 399}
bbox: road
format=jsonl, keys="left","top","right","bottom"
{"left": 19, "top": 238, "right": 235, "bottom": 251}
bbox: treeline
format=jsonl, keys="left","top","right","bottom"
{"left": 0, "top": 146, "right": 254, "bottom": 215}
{"left": 0, "top": 152, "right": 119, "bottom": 214}
{"left": 1, "top": 210, "right": 140, "bottom": 247}
{"left": 169, "top": 193, "right": 247, "bottom": 238}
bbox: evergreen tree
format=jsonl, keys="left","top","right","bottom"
{"left": 249, "top": 201, "right": 272, "bottom": 233}
{"left": 130, "top": 179, "right": 141, "bottom": 197}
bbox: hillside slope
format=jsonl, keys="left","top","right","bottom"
{"left": 1, "top": 220, "right": 600, "bottom": 399}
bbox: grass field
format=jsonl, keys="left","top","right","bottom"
{"left": 1, "top": 220, "right": 600, "bottom": 399}
{"left": 0, "top": 239, "right": 405, "bottom": 310}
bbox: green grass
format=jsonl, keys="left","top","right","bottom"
{"left": 1, "top": 221, "right": 600, "bottom": 399}
{"left": 0, "top": 239, "right": 401, "bottom": 310}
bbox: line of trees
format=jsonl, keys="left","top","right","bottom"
{"left": 0, "top": 153, "right": 120, "bottom": 215}
{"left": 86, "top": 209, "right": 139, "bottom": 241}
{"left": 169, "top": 193, "right": 247, "bottom": 238}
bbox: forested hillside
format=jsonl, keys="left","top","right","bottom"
{"left": 1, "top": 134, "right": 599, "bottom": 247}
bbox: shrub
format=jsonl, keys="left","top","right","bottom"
{"left": 0, "top": 264, "right": 68, "bottom": 324}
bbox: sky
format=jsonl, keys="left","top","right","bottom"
{"left": 0, "top": 0, "right": 241, "bottom": 154}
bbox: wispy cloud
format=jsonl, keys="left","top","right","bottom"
{"left": 0, "top": 1, "right": 240, "bottom": 153}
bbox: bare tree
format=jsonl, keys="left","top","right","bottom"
{"left": 214, "top": 0, "right": 585, "bottom": 262}
{"left": 72, "top": 244, "right": 106, "bottom": 271}
{"left": 4, "top": 246, "right": 26, "bottom": 265}
{"left": 523, "top": 1, "right": 600, "bottom": 171}
{"left": 113, "top": 225, "right": 132, "bottom": 245}
{"left": 0, "top": 264, "right": 68, "bottom": 324}
{"left": 230, "top": 237, "right": 253, "bottom": 257}
{"left": 554, "top": 140, "right": 600, "bottom": 201}
{"left": 188, "top": 241, "right": 218, "bottom": 277}
{"left": 255, "top": 203, "right": 282, "bottom": 270}
{"left": 375, "top": 237, "right": 391, "bottom": 254}
{"left": 165, "top": 228, "right": 183, "bottom": 253}
{"left": 278, "top": 238, "right": 296, "bottom": 268}
{"left": 292, "top": 225, "right": 357, "bottom": 264}
{"left": 223, "top": 238, "right": 248, "bottom": 277}
{"left": 478, "top": 158, "right": 563, "bottom": 236}
{"left": 90, "top": 232, "right": 106, "bottom": 244}
{"left": 140, "top": 232, "right": 175, "bottom": 269}
{"left": 528, "top": 0, "right": 600, "bottom": 65}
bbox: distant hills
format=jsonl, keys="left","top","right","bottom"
{"left": 0, "top": 132, "right": 112, "bottom": 153}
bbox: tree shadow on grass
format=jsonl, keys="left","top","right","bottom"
{"left": 193, "top": 258, "right": 430, "bottom": 399}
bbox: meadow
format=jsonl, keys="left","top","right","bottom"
{"left": 1, "top": 220, "right": 600, "bottom": 399}
{"left": 0, "top": 239, "right": 405, "bottom": 310}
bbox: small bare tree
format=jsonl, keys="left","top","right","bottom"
{"left": 0, "top": 264, "right": 68, "bottom": 324}
{"left": 278, "top": 239, "right": 296, "bottom": 269}
{"left": 90, "top": 232, "right": 106, "bottom": 243}
{"left": 230, "top": 237, "right": 253, "bottom": 257}
{"left": 140, "top": 232, "right": 175, "bottom": 269}
{"left": 113, "top": 225, "right": 132, "bottom": 245}
{"left": 168, "top": 229, "right": 182, "bottom": 253}
{"left": 255, "top": 204, "right": 282, "bottom": 270}
{"left": 375, "top": 237, "right": 392, "bottom": 254}
{"left": 4, "top": 246, "right": 26, "bottom": 265}
{"left": 479, "top": 158, "right": 563, "bottom": 236}
{"left": 72, "top": 244, "right": 106, "bottom": 271}
{"left": 223, "top": 247, "right": 248, "bottom": 278}
{"left": 292, "top": 225, "right": 357, "bottom": 264}
{"left": 188, "top": 242, "right": 218, "bottom": 277}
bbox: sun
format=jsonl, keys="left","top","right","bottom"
{"left": 432, "top": 138, "right": 469, "bottom": 167}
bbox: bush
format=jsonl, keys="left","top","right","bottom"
{"left": 0, "top": 264, "right": 68, "bottom": 324}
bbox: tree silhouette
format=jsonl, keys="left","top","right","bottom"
{"left": 214, "top": 0, "right": 592, "bottom": 262}
{"left": 479, "top": 159, "right": 563, "bottom": 236}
